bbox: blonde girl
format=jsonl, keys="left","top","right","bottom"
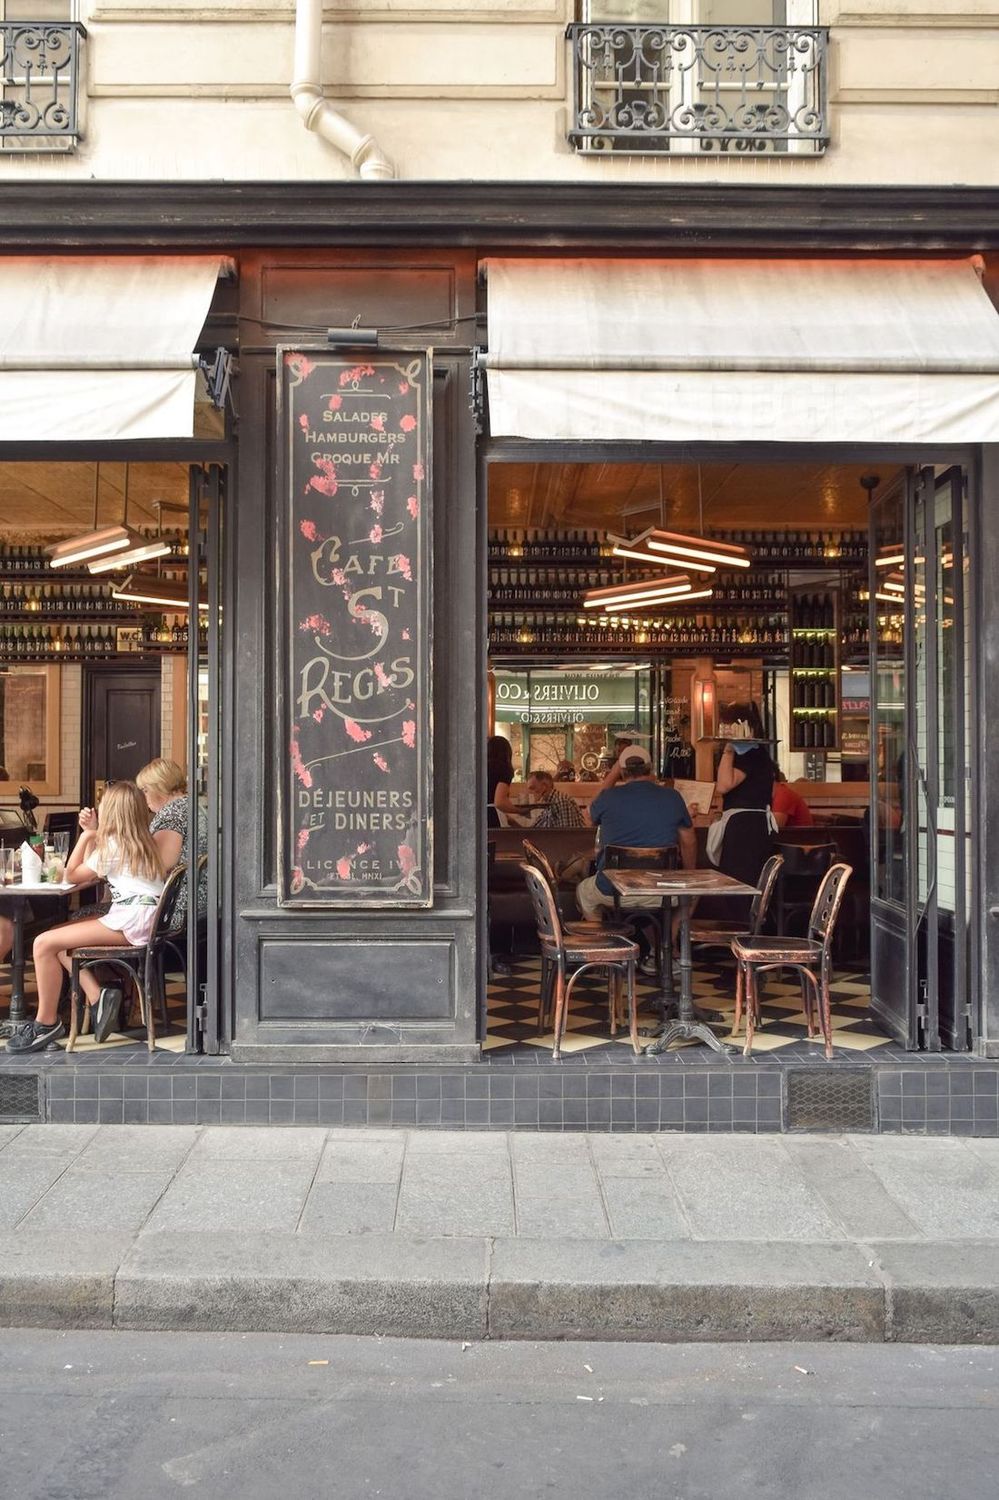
{"left": 7, "top": 782, "right": 165, "bottom": 1053}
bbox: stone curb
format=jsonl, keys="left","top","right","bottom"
{"left": 2, "top": 1232, "right": 999, "bottom": 1342}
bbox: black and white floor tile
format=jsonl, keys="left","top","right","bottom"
{"left": 486, "top": 955, "right": 890, "bottom": 1057}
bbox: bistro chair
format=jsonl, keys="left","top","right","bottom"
{"left": 522, "top": 838, "right": 628, "bottom": 934}
{"left": 520, "top": 861, "right": 640, "bottom": 1060}
{"left": 67, "top": 865, "right": 186, "bottom": 1054}
{"left": 731, "top": 862, "right": 853, "bottom": 1061}
{"left": 691, "top": 850, "right": 784, "bottom": 961}
{"left": 774, "top": 841, "right": 835, "bottom": 936}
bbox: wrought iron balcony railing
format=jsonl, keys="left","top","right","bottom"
{"left": 567, "top": 24, "right": 828, "bottom": 156}
{"left": 1, "top": 22, "right": 86, "bottom": 151}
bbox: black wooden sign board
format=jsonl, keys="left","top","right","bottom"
{"left": 278, "top": 349, "right": 433, "bottom": 907}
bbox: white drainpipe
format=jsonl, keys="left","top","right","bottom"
{"left": 290, "top": 0, "right": 395, "bottom": 181}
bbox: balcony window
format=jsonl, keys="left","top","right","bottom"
{"left": 1, "top": 2, "right": 86, "bottom": 152}
{"left": 568, "top": 1, "right": 828, "bottom": 157}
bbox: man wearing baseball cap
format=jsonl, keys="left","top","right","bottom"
{"left": 576, "top": 747, "right": 696, "bottom": 923}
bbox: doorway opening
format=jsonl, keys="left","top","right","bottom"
{"left": 0, "top": 459, "right": 224, "bottom": 1056}
{"left": 484, "top": 457, "right": 975, "bottom": 1058}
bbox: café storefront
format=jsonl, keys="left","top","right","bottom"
{"left": 3, "top": 183, "right": 999, "bottom": 1131}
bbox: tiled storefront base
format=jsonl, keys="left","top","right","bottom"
{"left": 1, "top": 1047, "right": 998, "bottom": 1134}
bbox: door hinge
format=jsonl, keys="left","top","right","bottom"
{"left": 192, "top": 998, "right": 208, "bottom": 1049}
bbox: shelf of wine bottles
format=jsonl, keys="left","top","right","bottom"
{"left": 713, "top": 530, "right": 868, "bottom": 566}
{"left": 0, "top": 621, "right": 203, "bottom": 660}
{"left": 489, "top": 612, "right": 789, "bottom": 656}
{"left": 789, "top": 589, "right": 840, "bottom": 750}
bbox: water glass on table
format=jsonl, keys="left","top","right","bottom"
{"left": 0, "top": 847, "right": 14, "bottom": 887}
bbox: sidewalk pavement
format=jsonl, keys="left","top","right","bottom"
{"left": 2, "top": 1124, "right": 999, "bottom": 1343}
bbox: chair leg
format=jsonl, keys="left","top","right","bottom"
{"left": 551, "top": 966, "right": 567, "bottom": 1062}
{"left": 607, "top": 968, "right": 619, "bottom": 1037}
{"left": 744, "top": 964, "right": 758, "bottom": 1058}
{"left": 819, "top": 964, "right": 834, "bottom": 1061}
{"left": 732, "top": 960, "right": 744, "bottom": 1037}
{"left": 626, "top": 960, "right": 639, "bottom": 1057}
{"left": 66, "top": 962, "right": 82, "bottom": 1053}
{"left": 538, "top": 954, "right": 552, "bottom": 1034}
{"left": 799, "top": 971, "right": 816, "bottom": 1037}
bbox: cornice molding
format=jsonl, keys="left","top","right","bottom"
{"left": 2, "top": 181, "right": 999, "bottom": 250}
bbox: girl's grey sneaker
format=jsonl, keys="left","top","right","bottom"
{"left": 93, "top": 986, "right": 124, "bottom": 1044}
{"left": 6, "top": 1019, "right": 66, "bottom": 1053}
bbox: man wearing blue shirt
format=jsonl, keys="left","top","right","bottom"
{"left": 576, "top": 747, "right": 696, "bottom": 921}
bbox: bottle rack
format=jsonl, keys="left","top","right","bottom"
{"left": 0, "top": 619, "right": 203, "bottom": 661}
{"left": 789, "top": 587, "right": 840, "bottom": 750}
{"left": 714, "top": 530, "right": 868, "bottom": 567}
{"left": 489, "top": 612, "right": 789, "bottom": 658}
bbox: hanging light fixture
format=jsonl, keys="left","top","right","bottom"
{"left": 601, "top": 586, "right": 715, "bottom": 613}
{"left": 644, "top": 529, "right": 750, "bottom": 570}
{"left": 608, "top": 531, "right": 717, "bottom": 575}
{"left": 583, "top": 574, "right": 695, "bottom": 611}
{"left": 112, "top": 573, "right": 207, "bottom": 612}
{"left": 47, "top": 462, "right": 132, "bottom": 569}
{"left": 86, "top": 464, "right": 174, "bottom": 574}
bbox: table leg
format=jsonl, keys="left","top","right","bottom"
{"left": 645, "top": 899, "right": 735, "bottom": 1056}
{"left": 0, "top": 903, "right": 27, "bottom": 1037}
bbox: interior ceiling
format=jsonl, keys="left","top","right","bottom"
{"left": 0, "top": 462, "right": 190, "bottom": 539}
{"left": 488, "top": 462, "right": 904, "bottom": 533}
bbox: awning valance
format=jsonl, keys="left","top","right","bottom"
{"left": 484, "top": 256, "right": 999, "bottom": 445}
{"left": 0, "top": 255, "right": 226, "bottom": 442}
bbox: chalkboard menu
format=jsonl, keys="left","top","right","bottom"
{"left": 278, "top": 349, "right": 433, "bottom": 906}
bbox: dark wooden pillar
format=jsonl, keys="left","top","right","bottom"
{"left": 227, "top": 252, "right": 480, "bottom": 1061}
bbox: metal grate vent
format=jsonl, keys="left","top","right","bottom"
{"left": 785, "top": 1069, "right": 874, "bottom": 1132}
{"left": 0, "top": 1073, "right": 42, "bottom": 1122}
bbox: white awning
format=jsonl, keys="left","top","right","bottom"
{"left": 484, "top": 256, "right": 999, "bottom": 445}
{"left": 0, "top": 255, "right": 226, "bottom": 442}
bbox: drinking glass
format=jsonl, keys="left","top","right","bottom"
{"left": 0, "top": 847, "right": 13, "bottom": 886}
{"left": 52, "top": 831, "right": 69, "bottom": 860}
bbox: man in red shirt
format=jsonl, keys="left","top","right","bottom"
{"left": 771, "top": 769, "right": 814, "bottom": 829}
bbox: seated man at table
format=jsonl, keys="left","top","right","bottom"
{"left": 576, "top": 748, "right": 696, "bottom": 922}
{"left": 526, "top": 770, "right": 584, "bottom": 830}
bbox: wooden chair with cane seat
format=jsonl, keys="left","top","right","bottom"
{"left": 67, "top": 865, "right": 187, "bottom": 1053}
{"left": 690, "top": 853, "right": 783, "bottom": 951}
{"left": 731, "top": 861, "right": 853, "bottom": 1061}
{"left": 520, "top": 861, "right": 640, "bottom": 1060}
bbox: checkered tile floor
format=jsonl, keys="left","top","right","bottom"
{"left": 1, "top": 973, "right": 189, "bottom": 1054}
{"left": 487, "top": 955, "right": 889, "bottom": 1057}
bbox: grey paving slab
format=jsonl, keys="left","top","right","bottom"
{"left": 0, "top": 1231, "right": 131, "bottom": 1329}
{"left": 872, "top": 1241, "right": 999, "bottom": 1342}
{"left": 18, "top": 1168, "right": 176, "bottom": 1234}
{"left": 489, "top": 1239, "right": 884, "bottom": 1341}
{"left": 115, "top": 1232, "right": 489, "bottom": 1338}
{"left": 188, "top": 1126, "right": 327, "bottom": 1162}
{"left": 782, "top": 1138, "right": 922, "bottom": 1240}
{"left": 73, "top": 1125, "right": 200, "bottom": 1174}
{"left": 396, "top": 1174, "right": 514, "bottom": 1237}
{"left": 298, "top": 1182, "right": 399, "bottom": 1235}
{"left": 600, "top": 1177, "right": 691, "bottom": 1240}
{"left": 143, "top": 1161, "right": 318, "bottom": 1234}
{"left": 512, "top": 1163, "right": 602, "bottom": 1200}
{"left": 509, "top": 1133, "right": 592, "bottom": 1164}
{"left": 405, "top": 1131, "right": 510, "bottom": 1155}
{"left": 660, "top": 1136, "right": 846, "bottom": 1241}
{"left": 315, "top": 1139, "right": 406, "bottom": 1184}
{"left": 588, "top": 1135, "right": 671, "bottom": 1179}
{"left": 0, "top": 1125, "right": 24, "bottom": 1150}
{"left": 1, "top": 1124, "right": 98, "bottom": 1158}
{"left": 514, "top": 1195, "right": 610, "bottom": 1240}
{"left": 852, "top": 1137, "right": 999, "bottom": 1237}
{"left": 404, "top": 1150, "right": 511, "bottom": 1183}
{"left": 0, "top": 1158, "right": 74, "bottom": 1230}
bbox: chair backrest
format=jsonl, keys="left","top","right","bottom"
{"left": 522, "top": 838, "right": 559, "bottom": 890}
{"left": 149, "top": 865, "right": 188, "bottom": 947}
{"left": 807, "top": 862, "right": 853, "bottom": 948}
{"left": 748, "top": 853, "right": 784, "bottom": 936}
{"left": 603, "top": 843, "right": 679, "bottom": 872}
{"left": 780, "top": 841, "right": 835, "bottom": 879}
{"left": 520, "top": 860, "right": 563, "bottom": 949}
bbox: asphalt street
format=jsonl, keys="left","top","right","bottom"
{"left": 1, "top": 1331, "right": 996, "bottom": 1500}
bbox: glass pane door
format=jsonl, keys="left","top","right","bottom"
{"left": 869, "top": 465, "right": 973, "bottom": 1051}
